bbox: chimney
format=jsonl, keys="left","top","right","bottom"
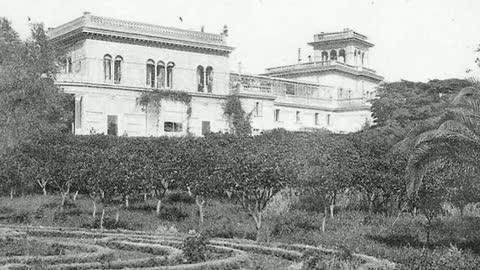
{"left": 83, "top": 11, "right": 91, "bottom": 16}
{"left": 297, "top": 48, "right": 301, "bottom": 63}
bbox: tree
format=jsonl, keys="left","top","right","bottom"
{"left": 349, "top": 126, "right": 408, "bottom": 214}
{"left": 371, "top": 79, "right": 472, "bottom": 129}
{"left": 0, "top": 19, "right": 72, "bottom": 155}
{"left": 405, "top": 85, "right": 480, "bottom": 196}
{"left": 222, "top": 132, "right": 299, "bottom": 241}
{"left": 299, "top": 134, "right": 359, "bottom": 232}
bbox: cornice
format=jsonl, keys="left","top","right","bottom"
{"left": 49, "top": 15, "right": 234, "bottom": 55}
{"left": 264, "top": 64, "right": 384, "bottom": 82}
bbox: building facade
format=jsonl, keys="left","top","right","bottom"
{"left": 50, "top": 13, "right": 383, "bottom": 136}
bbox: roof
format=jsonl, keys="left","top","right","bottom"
{"left": 48, "top": 13, "right": 234, "bottom": 54}
{"left": 308, "top": 29, "right": 374, "bottom": 48}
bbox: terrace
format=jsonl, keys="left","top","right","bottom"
{"left": 229, "top": 72, "right": 370, "bottom": 109}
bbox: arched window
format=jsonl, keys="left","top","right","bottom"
{"left": 338, "top": 88, "right": 343, "bottom": 98}
{"left": 330, "top": 50, "right": 337, "bottom": 61}
{"left": 361, "top": 52, "right": 365, "bottom": 66}
{"left": 326, "top": 114, "right": 331, "bottom": 125}
{"left": 114, "top": 56, "right": 123, "bottom": 84}
{"left": 339, "top": 49, "right": 346, "bottom": 63}
{"left": 146, "top": 59, "right": 155, "bottom": 87}
{"left": 103, "top": 54, "right": 112, "bottom": 81}
{"left": 321, "top": 51, "right": 328, "bottom": 61}
{"left": 197, "top": 65, "right": 204, "bottom": 92}
{"left": 156, "top": 61, "right": 165, "bottom": 88}
{"left": 167, "top": 62, "right": 175, "bottom": 88}
{"left": 66, "top": 57, "right": 73, "bottom": 73}
{"left": 206, "top": 66, "right": 213, "bottom": 93}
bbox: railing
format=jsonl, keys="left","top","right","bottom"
{"left": 313, "top": 31, "right": 367, "bottom": 42}
{"left": 229, "top": 72, "right": 370, "bottom": 108}
{"left": 49, "top": 14, "right": 226, "bottom": 45}
{"left": 230, "top": 73, "right": 328, "bottom": 98}
{"left": 265, "top": 60, "right": 377, "bottom": 74}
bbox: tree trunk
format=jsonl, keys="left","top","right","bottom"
{"left": 125, "top": 195, "right": 129, "bottom": 209}
{"left": 92, "top": 200, "right": 97, "bottom": 218}
{"left": 73, "top": 190, "right": 79, "bottom": 201}
{"left": 9, "top": 188, "right": 14, "bottom": 199}
{"left": 322, "top": 207, "right": 328, "bottom": 233}
{"left": 254, "top": 212, "right": 262, "bottom": 242}
{"left": 100, "top": 208, "right": 105, "bottom": 229}
{"left": 42, "top": 186, "right": 47, "bottom": 197}
{"left": 330, "top": 203, "right": 335, "bottom": 219}
{"left": 156, "top": 199, "right": 162, "bottom": 215}
{"left": 115, "top": 209, "right": 120, "bottom": 224}
{"left": 195, "top": 196, "right": 205, "bottom": 224}
{"left": 144, "top": 193, "right": 148, "bottom": 202}
{"left": 368, "top": 193, "right": 376, "bottom": 214}
{"left": 60, "top": 192, "right": 68, "bottom": 211}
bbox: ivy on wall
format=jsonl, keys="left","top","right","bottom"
{"left": 223, "top": 94, "right": 252, "bottom": 136}
{"left": 137, "top": 89, "right": 192, "bottom": 133}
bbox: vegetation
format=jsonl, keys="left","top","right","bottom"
{"left": 0, "top": 18, "right": 73, "bottom": 156}
{"left": 1, "top": 15, "right": 480, "bottom": 270}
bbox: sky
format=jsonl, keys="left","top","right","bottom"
{"left": 1, "top": 0, "right": 480, "bottom": 82}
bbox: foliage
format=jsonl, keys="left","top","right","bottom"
{"left": 404, "top": 85, "right": 480, "bottom": 196}
{"left": 181, "top": 233, "right": 209, "bottom": 263}
{"left": 349, "top": 126, "right": 408, "bottom": 214}
{"left": 223, "top": 94, "right": 252, "bottom": 136}
{"left": 0, "top": 18, "right": 73, "bottom": 155}
{"left": 137, "top": 89, "right": 192, "bottom": 132}
{"left": 371, "top": 79, "right": 472, "bottom": 129}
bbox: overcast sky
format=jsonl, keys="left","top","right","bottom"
{"left": 2, "top": 0, "right": 479, "bottom": 82}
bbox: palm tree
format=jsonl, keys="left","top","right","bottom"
{"left": 404, "top": 82, "right": 480, "bottom": 196}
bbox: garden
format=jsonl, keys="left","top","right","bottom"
{"left": 1, "top": 17, "right": 480, "bottom": 270}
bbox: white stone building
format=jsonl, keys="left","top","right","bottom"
{"left": 50, "top": 13, "right": 383, "bottom": 136}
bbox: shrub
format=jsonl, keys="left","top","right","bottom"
{"left": 182, "top": 233, "right": 209, "bottom": 263}
{"left": 165, "top": 191, "right": 195, "bottom": 204}
{"left": 159, "top": 205, "right": 189, "bottom": 221}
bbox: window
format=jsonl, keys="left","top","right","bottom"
{"left": 114, "top": 56, "right": 122, "bottom": 84}
{"left": 164, "top": 121, "right": 183, "bottom": 132}
{"left": 66, "top": 57, "right": 73, "bottom": 73}
{"left": 103, "top": 54, "right": 112, "bottom": 81}
{"left": 286, "top": 84, "right": 295, "bottom": 95}
{"left": 206, "top": 66, "right": 213, "bottom": 93}
{"left": 157, "top": 61, "right": 165, "bottom": 88}
{"left": 274, "top": 109, "right": 280, "bottom": 122}
{"left": 339, "top": 49, "right": 346, "bottom": 63}
{"left": 326, "top": 114, "right": 331, "bottom": 125}
{"left": 167, "top": 62, "right": 175, "bottom": 88}
{"left": 338, "top": 88, "right": 344, "bottom": 98}
{"left": 254, "top": 102, "right": 263, "bottom": 117}
{"left": 330, "top": 50, "right": 337, "bottom": 61}
{"left": 197, "top": 65, "right": 204, "bottom": 92}
{"left": 146, "top": 59, "right": 155, "bottom": 87}
{"left": 315, "top": 113, "right": 319, "bottom": 125}
{"left": 202, "top": 121, "right": 211, "bottom": 135}
{"left": 321, "top": 51, "right": 328, "bottom": 61}
{"left": 107, "top": 115, "right": 118, "bottom": 136}
{"left": 296, "top": 111, "right": 301, "bottom": 123}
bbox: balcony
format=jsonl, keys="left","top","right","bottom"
{"left": 229, "top": 72, "right": 370, "bottom": 110}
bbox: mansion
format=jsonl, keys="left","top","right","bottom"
{"left": 49, "top": 12, "right": 383, "bottom": 136}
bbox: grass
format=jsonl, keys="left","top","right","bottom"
{"left": 1, "top": 194, "right": 480, "bottom": 269}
